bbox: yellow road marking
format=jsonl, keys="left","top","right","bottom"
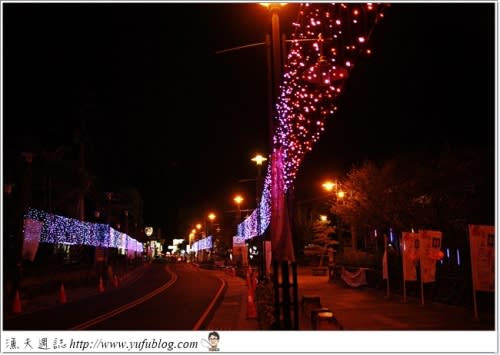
{"left": 70, "top": 266, "right": 177, "bottom": 330}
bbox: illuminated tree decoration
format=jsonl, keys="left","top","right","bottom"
{"left": 275, "top": 2, "right": 389, "bottom": 190}
{"left": 238, "top": 3, "right": 388, "bottom": 240}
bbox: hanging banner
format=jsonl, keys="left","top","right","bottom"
{"left": 270, "top": 148, "right": 295, "bottom": 262}
{"left": 401, "top": 232, "right": 419, "bottom": 281}
{"left": 233, "top": 236, "right": 246, "bottom": 247}
{"left": 95, "top": 246, "right": 105, "bottom": 262}
{"left": 418, "top": 230, "right": 442, "bottom": 283}
{"left": 22, "top": 218, "right": 43, "bottom": 262}
{"left": 382, "top": 248, "right": 388, "bottom": 280}
{"left": 232, "top": 245, "right": 248, "bottom": 266}
{"left": 265, "top": 241, "right": 272, "bottom": 276}
{"left": 468, "top": 224, "right": 495, "bottom": 292}
{"left": 340, "top": 267, "right": 368, "bottom": 287}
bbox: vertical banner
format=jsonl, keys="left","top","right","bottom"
{"left": 468, "top": 225, "right": 495, "bottom": 292}
{"left": 382, "top": 248, "right": 388, "bottom": 280}
{"left": 401, "top": 232, "right": 419, "bottom": 281}
{"left": 419, "top": 230, "right": 442, "bottom": 283}
{"left": 382, "top": 235, "right": 389, "bottom": 297}
{"left": 270, "top": 148, "right": 295, "bottom": 262}
{"left": 232, "top": 236, "right": 248, "bottom": 266}
{"left": 22, "top": 218, "right": 43, "bottom": 261}
{"left": 265, "top": 241, "right": 272, "bottom": 276}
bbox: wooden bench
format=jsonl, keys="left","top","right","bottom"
{"left": 310, "top": 307, "right": 331, "bottom": 329}
{"left": 315, "top": 311, "right": 343, "bottom": 330}
{"left": 301, "top": 295, "right": 321, "bottom": 318}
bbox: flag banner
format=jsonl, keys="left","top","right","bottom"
{"left": 232, "top": 245, "right": 248, "bottom": 266}
{"left": 22, "top": 218, "right": 43, "bottom": 261}
{"left": 232, "top": 236, "right": 245, "bottom": 246}
{"left": 401, "top": 232, "right": 418, "bottom": 281}
{"left": 340, "top": 267, "right": 368, "bottom": 287}
{"left": 382, "top": 249, "right": 388, "bottom": 280}
{"left": 469, "top": 224, "right": 495, "bottom": 292}
{"left": 419, "top": 230, "right": 442, "bottom": 283}
{"left": 270, "top": 148, "right": 295, "bottom": 262}
{"left": 265, "top": 241, "right": 272, "bottom": 276}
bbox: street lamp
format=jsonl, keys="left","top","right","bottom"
{"left": 322, "top": 180, "right": 348, "bottom": 246}
{"left": 233, "top": 195, "right": 244, "bottom": 222}
{"left": 322, "top": 180, "right": 337, "bottom": 192}
{"left": 218, "top": 3, "right": 292, "bottom": 328}
{"left": 207, "top": 213, "right": 216, "bottom": 235}
{"left": 260, "top": 4, "right": 300, "bottom": 330}
{"left": 260, "top": 3, "right": 287, "bottom": 101}
{"left": 206, "top": 213, "right": 216, "bottom": 260}
{"left": 252, "top": 153, "right": 268, "bottom": 280}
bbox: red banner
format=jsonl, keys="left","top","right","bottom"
{"left": 418, "top": 230, "right": 442, "bottom": 283}
{"left": 401, "top": 232, "right": 418, "bottom": 281}
{"left": 22, "top": 218, "right": 42, "bottom": 262}
{"left": 469, "top": 224, "right": 495, "bottom": 292}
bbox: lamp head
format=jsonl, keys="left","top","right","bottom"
{"left": 234, "top": 195, "right": 244, "bottom": 205}
{"left": 260, "top": 3, "right": 287, "bottom": 10}
{"left": 251, "top": 154, "right": 267, "bottom": 166}
{"left": 322, "top": 181, "right": 336, "bottom": 192}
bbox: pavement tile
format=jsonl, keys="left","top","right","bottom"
{"left": 206, "top": 266, "right": 495, "bottom": 331}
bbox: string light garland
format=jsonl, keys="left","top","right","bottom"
{"left": 275, "top": 2, "right": 388, "bottom": 189}
{"left": 238, "top": 3, "right": 388, "bottom": 240}
{"left": 192, "top": 236, "right": 213, "bottom": 252}
{"left": 24, "top": 208, "right": 143, "bottom": 253}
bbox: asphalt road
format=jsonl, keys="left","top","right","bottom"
{"left": 3, "top": 262, "right": 225, "bottom": 330}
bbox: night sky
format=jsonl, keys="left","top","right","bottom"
{"left": 3, "top": 2, "right": 495, "bottom": 237}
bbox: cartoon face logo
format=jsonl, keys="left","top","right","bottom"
{"left": 204, "top": 331, "right": 220, "bottom": 352}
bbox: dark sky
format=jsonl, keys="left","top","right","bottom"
{"left": 3, "top": 3, "right": 495, "bottom": 236}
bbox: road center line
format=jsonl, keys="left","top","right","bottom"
{"left": 70, "top": 265, "right": 177, "bottom": 330}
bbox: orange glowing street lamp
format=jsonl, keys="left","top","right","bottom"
{"left": 233, "top": 195, "right": 244, "bottom": 221}
{"left": 205, "top": 213, "right": 216, "bottom": 237}
{"left": 206, "top": 213, "right": 217, "bottom": 260}
{"left": 322, "top": 179, "right": 346, "bottom": 200}
{"left": 251, "top": 154, "right": 267, "bottom": 166}
{"left": 259, "top": 3, "right": 287, "bottom": 8}
{"left": 322, "top": 180, "right": 337, "bottom": 192}
{"left": 233, "top": 195, "right": 244, "bottom": 205}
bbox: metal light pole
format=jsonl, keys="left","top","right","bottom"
{"left": 207, "top": 213, "right": 216, "bottom": 261}
{"left": 251, "top": 154, "right": 267, "bottom": 279}
{"left": 233, "top": 195, "right": 244, "bottom": 222}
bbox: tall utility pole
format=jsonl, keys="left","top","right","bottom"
{"left": 75, "top": 118, "right": 86, "bottom": 221}
{"left": 264, "top": 3, "right": 299, "bottom": 330}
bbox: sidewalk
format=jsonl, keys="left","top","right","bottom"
{"left": 205, "top": 268, "right": 259, "bottom": 331}
{"left": 5, "top": 263, "right": 494, "bottom": 331}
{"left": 206, "top": 266, "right": 495, "bottom": 331}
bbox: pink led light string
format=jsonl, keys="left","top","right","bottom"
{"left": 238, "top": 3, "right": 388, "bottom": 240}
